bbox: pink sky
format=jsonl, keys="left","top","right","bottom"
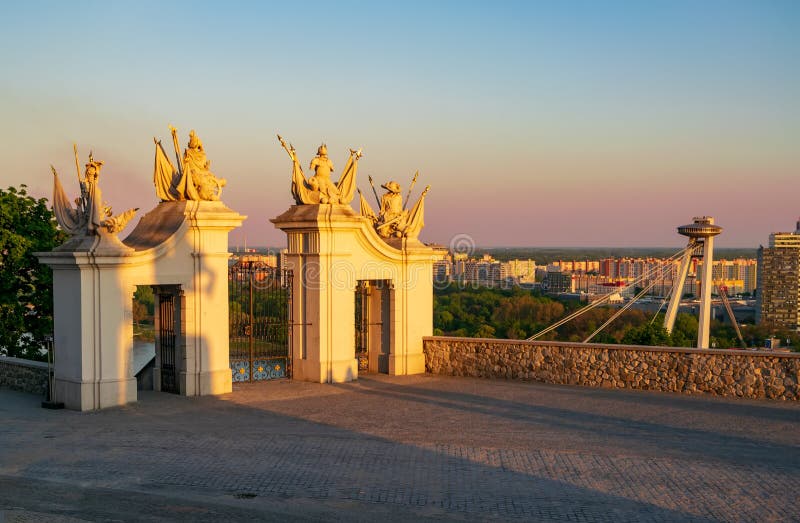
{"left": 1, "top": 2, "right": 797, "bottom": 248}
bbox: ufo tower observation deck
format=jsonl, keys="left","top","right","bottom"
{"left": 664, "top": 216, "right": 722, "bottom": 349}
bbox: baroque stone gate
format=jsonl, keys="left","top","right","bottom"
{"left": 272, "top": 136, "right": 435, "bottom": 383}
{"left": 37, "top": 130, "right": 436, "bottom": 409}
{"left": 38, "top": 130, "right": 244, "bottom": 410}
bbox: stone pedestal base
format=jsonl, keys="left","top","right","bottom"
{"left": 389, "top": 352, "right": 426, "bottom": 376}
{"left": 293, "top": 358, "right": 359, "bottom": 383}
{"left": 54, "top": 377, "right": 137, "bottom": 412}
{"left": 198, "top": 368, "right": 234, "bottom": 395}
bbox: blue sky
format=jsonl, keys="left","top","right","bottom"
{"left": 1, "top": 1, "right": 798, "bottom": 247}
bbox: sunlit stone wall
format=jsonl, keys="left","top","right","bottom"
{"left": 423, "top": 337, "right": 800, "bottom": 400}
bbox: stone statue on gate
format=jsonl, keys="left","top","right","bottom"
{"left": 359, "top": 173, "right": 430, "bottom": 241}
{"left": 153, "top": 126, "right": 227, "bottom": 202}
{"left": 277, "top": 134, "right": 361, "bottom": 205}
{"left": 51, "top": 146, "right": 139, "bottom": 244}
{"left": 376, "top": 181, "right": 408, "bottom": 238}
{"left": 308, "top": 144, "right": 340, "bottom": 204}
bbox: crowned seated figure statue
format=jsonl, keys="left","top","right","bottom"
{"left": 183, "top": 130, "right": 227, "bottom": 201}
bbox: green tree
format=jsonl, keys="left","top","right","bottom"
{"left": 434, "top": 309, "right": 454, "bottom": 331}
{"left": 433, "top": 283, "right": 769, "bottom": 348}
{"left": 621, "top": 322, "right": 672, "bottom": 347}
{"left": 474, "top": 324, "right": 496, "bottom": 338}
{"left": 133, "top": 286, "right": 154, "bottom": 324}
{"left": 0, "top": 185, "right": 66, "bottom": 360}
{"left": 670, "top": 313, "right": 698, "bottom": 347}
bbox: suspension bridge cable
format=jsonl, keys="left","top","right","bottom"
{"left": 714, "top": 283, "right": 746, "bottom": 348}
{"left": 526, "top": 244, "right": 694, "bottom": 341}
{"left": 650, "top": 292, "right": 671, "bottom": 325}
{"left": 529, "top": 245, "right": 692, "bottom": 340}
{"left": 583, "top": 280, "right": 658, "bottom": 343}
{"left": 650, "top": 269, "right": 679, "bottom": 325}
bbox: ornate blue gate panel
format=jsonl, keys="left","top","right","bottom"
{"left": 229, "top": 262, "right": 292, "bottom": 382}
{"left": 252, "top": 359, "right": 288, "bottom": 380}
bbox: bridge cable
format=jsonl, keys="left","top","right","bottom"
{"left": 650, "top": 277, "right": 677, "bottom": 325}
{"left": 583, "top": 280, "right": 658, "bottom": 343}
{"left": 526, "top": 244, "right": 694, "bottom": 341}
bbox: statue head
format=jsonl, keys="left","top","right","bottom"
{"left": 317, "top": 143, "right": 327, "bottom": 157}
{"left": 85, "top": 152, "right": 104, "bottom": 180}
{"left": 381, "top": 181, "right": 401, "bottom": 194}
{"left": 188, "top": 130, "right": 201, "bottom": 149}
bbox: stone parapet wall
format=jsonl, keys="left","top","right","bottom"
{"left": 0, "top": 357, "right": 48, "bottom": 396}
{"left": 423, "top": 337, "right": 800, "bottom": 400}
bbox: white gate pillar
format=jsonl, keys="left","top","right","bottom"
{"left": 38, "top": 201, "right": 245, "bottom": 410}
{"left": 273, "top": 204, "right": 433, "bottom": 383}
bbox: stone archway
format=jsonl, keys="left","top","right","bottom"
{"left": 38, "top": 132, "right": 245, "bottom": 411}
{"left": 355, "top": 279, "right": 392, "bottom": 374}
{"left": 273, "top": 204, "right": 434, "bottom": 383}
{"left": 39, "top": 201, "right": 245, "bottom": 410}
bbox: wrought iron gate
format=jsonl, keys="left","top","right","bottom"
{"left": 229, "top": 263, "right": 292, "bottom": 382}
{"left": 355, "top": 280, "right": 390, "bottom": 373}
{"left": 355, "top": 281, "right": 370, "bottom": 371}
{"left": 158, "top": 292, "right": 179, "bottom": 393}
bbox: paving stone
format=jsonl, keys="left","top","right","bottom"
{"left": 0, "top": 374, "right": 798, "bottom": 521}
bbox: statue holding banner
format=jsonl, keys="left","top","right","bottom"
{"left": 153, "top": 127, "right": 227, "bottom": 202}
{"left": 277, "top": 135, "right": 361, "bottom": 205}
{"left": 359, "top": 175, "right": 430, "bottom": 240}
{"left": 308, "top": 144, "right": 340, "bottom": 204}
{"left": 51, "top": 147, "right": 138, "bottom": 239}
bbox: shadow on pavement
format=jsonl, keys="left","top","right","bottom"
{"left": 0, "top": 383, "right": 732, "bottom": 522}
{"left": 341, "top": 377, "right": 800, "bottom": 470}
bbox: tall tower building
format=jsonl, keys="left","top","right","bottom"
{"left": 756, "top": 219, "right": 800, "bottom": 331}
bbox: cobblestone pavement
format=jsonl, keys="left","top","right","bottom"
{"left": 1, "top": 374, "right": 799, "bottom": 522}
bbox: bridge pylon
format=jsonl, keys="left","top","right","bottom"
{"left": 664, "top": 216, "right": 722, "bottom": 349}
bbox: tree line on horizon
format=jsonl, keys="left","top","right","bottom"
{"left": 433, "top": 284, "right": 799, "bottom": 350}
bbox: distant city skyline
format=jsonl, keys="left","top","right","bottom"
{"left": 1, "top": 1, "right": 797, "bottom": 247}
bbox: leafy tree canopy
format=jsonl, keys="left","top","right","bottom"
{"left": 0, "top": 185, "right": 66, "bottom": 360}
{"left": 433, "top": 285, "right": 793, "bottom": 350}
{"left": 621, "top": 322, "right": 672, "bottom": 346}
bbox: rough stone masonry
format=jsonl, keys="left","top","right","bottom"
{"left": 0, "top": 357, "right": 48, "bottom": 396}
{"left": 424, "top": 337, "right": 800, "bottom": 400}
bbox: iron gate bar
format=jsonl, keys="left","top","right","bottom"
{"left": 355, "top": 281, "right": 370, "bottom": 371}
{"left": 229, "top": 263, "right": 292, "bottom": 382}
{"left": 158, "top": 292, "right": 179, "bottom": 394}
